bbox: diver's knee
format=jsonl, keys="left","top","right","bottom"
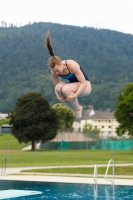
{"left": 61, "top": 84, "right": 70, "bottom": 96}
{"left": 55, "top": 83, "right": 64, "bottom": 93}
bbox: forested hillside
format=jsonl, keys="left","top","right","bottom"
{"left": 0, "top": 22, "right": 133, "bottom": 112}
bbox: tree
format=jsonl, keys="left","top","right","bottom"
{"left": 52, "top": 103, "right": 74, "bottom": 130}
{"left": 114, "top": 83, "right": 133, "bottom": 136}
{"left": 9, "top": 92, "right": 59, "bottom": 150}
{"left": 0, "top": 118, "right": 10, "bottom": 126}
{"left": 83, "top": 123, "right": 100, "bottom": 138}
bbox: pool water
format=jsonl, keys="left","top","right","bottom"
{"left": 0, "top": 180, "right": 133, "bottom": 200}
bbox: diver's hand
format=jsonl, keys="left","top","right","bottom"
{"left": 67, "top": 93, "right": 77, "bottom": 101}
{"left": 58, "top": 97, "right": 67, "bottom": 102}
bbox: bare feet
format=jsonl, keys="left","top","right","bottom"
{"left": 73, "top": 106, "right": 83, "bottom": 119}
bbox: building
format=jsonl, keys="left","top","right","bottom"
{"left": 0, "top": 113, "right": 8, "bottom": 120}
{"left": 73, "top": 109, "right": 119, "bottom": 139}
{"left": 0, "top": 113, "right": 11, "bottom": 134}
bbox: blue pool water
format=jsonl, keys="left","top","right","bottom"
{"left": 0, "top": 180, "right": 133, "bottom": 200}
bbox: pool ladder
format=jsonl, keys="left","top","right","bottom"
{"left": 1, "top": 157, "right": 7, "bottom": 176}
{"left": 104, "top": 159, "right": 115, "bottom": 199}
{"left": 94, "top": 164, "right": 98, "bottom": 185}
{"left": 94, "top": 164, "right": 98, "bottom": 199}
{"left": 105, "top": 159, "right": 114, "bottom": 185}
{"left": 94, "top": 159, "right": 114, "bottom": 185}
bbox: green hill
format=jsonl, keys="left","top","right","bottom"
{"left": 0, "top": 22, "right": 133, "bottom": 112}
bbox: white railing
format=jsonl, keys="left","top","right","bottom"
{"left": 94, "top": 164, "right": 98, "bottom": 199}
{"left": 94, "top": 164, "right": 98, "bottom": 185}
{"left": 105, "top": 159, "right": 114, "bottom": 185}
{"left": 1, "top": 157, "right": 7, "bottom": 176}
{"left": 105, "top": 186, "right": 115, "bottom": 200}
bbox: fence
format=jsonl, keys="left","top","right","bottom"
{"left": 102, "top": 140, "right": 133, "bottom": 150}
{"left": 40, "top": 140, "right": 133, "bottom": 150}
{"left": 0, "top": 125, "right": 12, "bottom": 134}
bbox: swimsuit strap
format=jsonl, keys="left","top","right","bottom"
{"left": 65, "top": 60, "right": 71, "bottom": 73}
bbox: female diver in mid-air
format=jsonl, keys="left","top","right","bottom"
{"left": 45, "top": 31, "right": 91, "bottom": 119}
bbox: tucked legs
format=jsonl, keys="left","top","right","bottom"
{"left": 55, "top": 81, "right": 91, "bottom": 119}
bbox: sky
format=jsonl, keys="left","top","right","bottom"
{"left": 0, "top": 0, "right": 133, "bottom": 35}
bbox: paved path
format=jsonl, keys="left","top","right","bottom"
{"left": 3, "top": 163, "right": 133, "bottom": 177}
{"left": 1, "top": 163, "right": 133, "bottom": 186}
{"left": 21, "top": 143, "right": 40, "bottom": 151}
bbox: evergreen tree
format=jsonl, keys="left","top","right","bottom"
{"left": 9, "top": 92, "right": 59, "bottom": 150}
{"left": 114, "top": 83, "right": 133, "bottom": 136}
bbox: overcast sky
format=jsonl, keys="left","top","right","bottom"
{"left": 0, "top": 0, "right": 133, "bottom": 35}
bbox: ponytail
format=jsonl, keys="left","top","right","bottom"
{"left": 45, "top": 31, "right": 62, "bottom": 68}
{"left": 45, "top": 31, "right": 54, "bottom": 57}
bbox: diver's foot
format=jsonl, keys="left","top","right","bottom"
{"left": 73, "top": 106, "right": 83, "bottom": 119}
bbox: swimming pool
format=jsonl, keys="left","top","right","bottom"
{"left": 0, "top": 180, "right": 133, "bottom": 200}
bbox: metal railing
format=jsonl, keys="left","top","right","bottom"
{"left": 105, "top": 186, "right": 115, "bottom": 200}
{"left": 93, "top": 165, "right": 98, "bottom": 199}
{"left": 105, "top": 159, "right": 114, "bottom": 185}
{"left": 1, "top": 157, "right": 7, "bottom": 176}
{"left": 94, "top": 164, "right": 98, "bottom": 184}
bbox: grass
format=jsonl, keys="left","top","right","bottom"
{"left": 21, "top": 166, "right": 133, "bottom": 176}
{"left": 0, "top": 134, "right": 133, "bottom": 176}
{"left": 0, "top": 134, "right": 30, "bottom": 150}
{"left": 0, "top": 149, "right": 133, "bottom": 168}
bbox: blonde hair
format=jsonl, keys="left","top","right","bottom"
{"left": 45, "top": 31, "right": 62, "bottom": 68}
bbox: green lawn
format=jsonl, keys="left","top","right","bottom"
{"left": 0, "top": 149, "right": 133, "bottom": 168}
{"left": 21, "top": 166, "right": 133, "bottom": 176}
{"left": 0, "top": 134, "right": 30, "bottom": 150}
{"left": 1, "top": 134, "right": 133, "bottom": 176}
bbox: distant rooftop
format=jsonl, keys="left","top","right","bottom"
{"left": 82, "top": 109, "right": 115, "bottom": 119}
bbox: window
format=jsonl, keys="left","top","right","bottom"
{"left": 102, "top": 126, "right": 104, "bottom": 128}
{"left": 108, "top": 131, "right": 111, "bottom": 134}
{"left": 95, "top": 126, "right": 97, "bottom": 128}
{"left": 108, "top": 126, "right": 111, "bottom": 128}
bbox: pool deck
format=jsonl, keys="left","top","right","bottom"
{"left": 0, "top": 174, "right": 133, "bottom": 186}
{"left": 0, "top": 165, "right": 133, "bottom": 186}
